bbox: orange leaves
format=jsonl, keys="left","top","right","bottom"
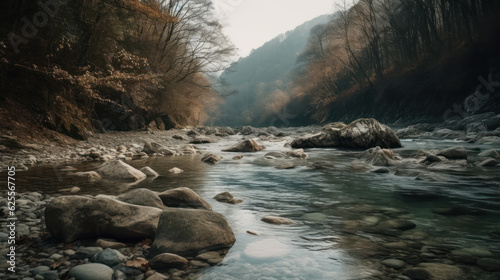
{"left": 123, "top": 0, "right": 177, "bottom": 24}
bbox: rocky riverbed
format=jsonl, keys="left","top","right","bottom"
{"left": 1, "top": 119, "right": 500, "bottom": 280}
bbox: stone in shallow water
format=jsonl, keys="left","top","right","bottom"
{"left": 96, "top": 160, "right": 146, "bottom": 180}
{"left": 244, "top": 239, "right": 291, "bottom": 260}
{"left": 261, "top": 216, "right": 296, "bottom": 225}
{"left": 477, "top": 258, "right": 500, "bottom": 272}
{"left": 69, "top": 263, "right": 113, "bottom": 280}
{"left": 301, "top": 213, "right": 327, "bottom": 222}
{"left": 382, "top": 259, "right": 405, "bottom": 269}
{"left": 140, "top": 166, "right": 159, "bottom": 177}
{"left": 149, "top": 253, "right": 188, "bottom": 270}
{"left": 403, "top": 263, "right": 464, "bottom": 280}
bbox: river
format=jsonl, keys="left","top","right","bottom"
{"left": 12, "top": 134, "right": 500, "bottom": 279}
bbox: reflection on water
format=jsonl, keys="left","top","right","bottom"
{"left": 12, "top": 137, "right": 500, "bottom": 279}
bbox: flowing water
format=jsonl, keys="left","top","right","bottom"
{"left": 13, "top": 135, "right": 500, "bottom": 279}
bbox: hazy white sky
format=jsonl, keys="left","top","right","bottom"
{"left": 212, "top": 0, "right": 341, "bottom": 58}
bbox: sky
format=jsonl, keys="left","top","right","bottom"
{"left": 212, "top": 0, "right": 341, "bottom": 58}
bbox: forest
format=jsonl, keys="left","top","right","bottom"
{"left": 0, "top": 0, "right": 233, "bottom": 141}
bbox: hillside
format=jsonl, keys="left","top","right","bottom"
{"left": 215, "top": 14, "right": 330, "bottom": 127}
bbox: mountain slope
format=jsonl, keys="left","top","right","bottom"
{"left": 215, "top": 14, "right": 330, "bottom": 126}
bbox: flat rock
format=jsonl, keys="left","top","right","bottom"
{"left": 169, "top": 167, "right": 184, "bottom": 174}
{"left": 437, "top": 146, "right": 467, "bottom": 160}
{"left": 69, "top": 263, "right": 113, "bottom": 280}
{"left": 150, "top": 209, "right": 235, "bottom": 256}
{"left": 96, "top": 160, "right": 146, "bottom": 180}
{"left": 149, "top": 253, "right": 188, "bottom": 270}
{"left": 143, "top": 142, "right": 175, "bottom": 155}
{"left": 404, "top": 263, "right": 464, "bottom": 280}
{"left": 158, "top": 187, "right": 212, "bottom": 210}
{"left": 261, "top": 216, "right": 296, "bottom": 225}
{"left": 291, "top": 118, "right": 402, "bottom": 149}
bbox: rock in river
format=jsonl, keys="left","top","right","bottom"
{"left": 437, "top": 146, "right": 467, "bottom": 160}
{"left": 150, "top": 209, "right": 236, "bottom": 257}
{"left": 291, "top": 118, "right": 401, "bottom": 149}
{"left": 201, "top": 153, "right": 222, "bottom": 164}
{"left": 45, "top": 196, "right": 162, "bottom": 243}
{"left": 403, "top": 263, "right": 464, "bottom": 280}
{"left": 223, "top": 139, "right": 265, "bottom": 152}
{"left": 158, "top": 187, "right": 212, "bottom": 210}
{"left": 149, "top": 253, "right": 189, "bottom": 270}
{"left": 214, "top": 192, "right": 243, "bottom": 204}
{"left": 96, "top": 160, "right": 146, "bottom": 180}
{"left": 261, "top": 216, "right": 296, "bottom": 225}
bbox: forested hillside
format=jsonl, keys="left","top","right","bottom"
{"left": 0, "top": 0, "right": 233, "bottom": 141}
{"left": 215, "top": 15, "right": 330, "bottom": 127}
{"left": 287, "top": 0, "right": 500, "bottom": 125}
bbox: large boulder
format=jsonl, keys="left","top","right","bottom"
{"left": 117, "top": 188, "right": 166, "bottom": 209}
{"left": 158, "top": 187, "right": 212, "bottom": 210}
{"left": 45, "top": 196, "right": 162, "bottom": 243}
{"left": 291, "top": 119, "right": 401, "bottom": 149}
{"left": 96, "top": 160, "right": 146, "bottom": 180}
{"left": 150, "top": 209, "right": 236, "bottom": 256}
{"left": 223, "top": 139, "right": 265, "bottom": 152}
{"left": 437, "top": 146, "right": 467, "bottom": 160}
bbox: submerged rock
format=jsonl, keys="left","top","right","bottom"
{"left": 291, "top": 118, "right": 401, "bottom": 149}
{"left": 158, "top": 187, "right": 212, "bottom": 210}
{"left": 244, "top": 239, "right": 291, "bottom": 260}
{"left": 45, "top": 196, "right": 162, "bottom": 243}
{"left": 261, "top": 216, "right": 296, "bottom": 225}
{"left": 404, "top": 263, "right": 464, "bottom": 280}
{"left": 68, "top": 171, "right": 102, "bottom": 182}
{"left": 359, "top": 146, "right": 401, "bottom": 166}
{"left": 96, "top": 160, "right": 146, "bottom": 180}
{"left": 150, "top": 209, "right": 236, "bottom": 256}
{"left": 223, "top": 139, "right": 265, "bottom": 152}
{"left": 478, "top": 158, "right": 498, "bottom": 167}
{"left": 437, "top": 146, "right": 467, "bottom": 160}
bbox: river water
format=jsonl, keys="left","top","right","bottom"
{"left": 14, "top": 135, "right": 500, "bottom": 279}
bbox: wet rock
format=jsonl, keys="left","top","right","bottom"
{"left": 372, "top": 167, "right": 390, "bottom": 173}
{"left": 142, "top": 142, "right": 175, "bottom": 156}
{"left": 139, "top": 166, "right": 159, "bottom": 177}
{"left": 59, "top": 186, "right": 81, "bottom": 193}
{"left": 261, "top": 216, "right": 296, "bottom": 225}
{"left": 453, "top": 248, "right": 494, "bottom": 258}
{"left": 232, "top": 155, "right": 243, "bottom": 160}
{"left": 187, "top": 130, "right": 201, "bottom": 137}
{"left": 238, "top": 126, "right": 257, "bottom": 135}
{"left": 476, "top": 136, "right": 500, "bottom": 145}
{"left": 382, "top": 259, "right": 405, "bottom": 269}
{"left": 264, "top": 152, "right": 287, "bottom": 159}
{"left": 287, "top": 149, "right": 308, "bottom": 158}
{"left": 433, "top": 129, "right": 465, "bottom": 140}
{"left": 158, "top": 187, "right": 212, "bottom": 210}
{"left": 91, "top": 248, "right": 127, "bottom": 267}
{"left": 149, "top": 253, "right": 188, "bottom": 270}
{"left": 310, "top": 161, "right": 335, "bottom": 170}
{"left": 96, "top": 160, "right": 146, "bottom": 180}
{"left": 478, "top": 158, "right": 498, "bottom": 167}
{"left": 201, "top": 153, "right": 222, "bottom": 164}
{"left": 96, "top": 239, "right": 127, "bottom": 250}
{"left": 173, "top": 135, "right": 187, "bottom": 140}
{"left": 477, "top": 258, "right": 500, "bottom": 272}
{"left": 169, "top": 167, "right": 184, "bottom": 174}
{"left": 403, "top": 263, "right": 464, "bottom": 280}
{"left": 291, "top": 118, "right": 401, "bottom": 149}
{"left": 180, "top": 144, "right": 197, "bottom": 155}
{"left": 223, "top": 139, "right": 264, "bottom": 152}
{"left": 360, "top": 146, "right": 400, "bottom": 166}
{"left": 432, "top": 205, "right": 484, "bottom": 216}
{"left": 190, "top": 136, "right": 213, "bottom": 144}
{"left": 478, "top": 149, "right": 499, "bottom": 157}
{"left": 45, "top": 196, "right": 162, "bottom": 243}
{"left": 275, "top": 162, "right": 295, "bottom": 169}
{"left": 150, "top": 209, "right": 235, "bottom": 256}
{"left": 322, "top": 122, "right": 347, "bottom": 132}
{"left": 68, "top": 171, "right": 102, "bottom": 182}
{"left": 117, "top": 188, "right": 165, "bottom": 209}
{"left": 68, "top": 263, "right": 113, "bottom": 280}
{"left": 397, "top": 126, "right": 422, "bottom": 139}
{"left": 214, "top": 192, "right": 243, "bottom": 204}
{"left": 437, "top": 146, "right": 467, "bottom": 160}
